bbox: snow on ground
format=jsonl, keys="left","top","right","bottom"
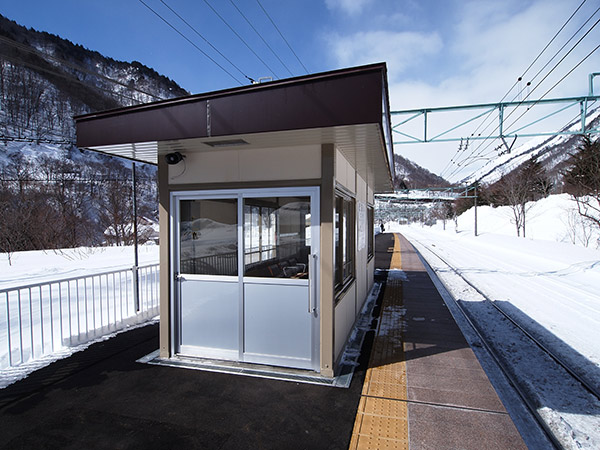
{"left": 451, "top": 193, "right": 600, "bottom": 247}
{"left": 384, "top": 193, "right": 600, "bottom": 448}
{"left": 0, "top": 244, "right": 159, "bottom": 388}
{"left": 388, "top": 194, "right": 600, "bottom": 376}
{"left": 0, "top": 244, "right": 159, "bottom": 290}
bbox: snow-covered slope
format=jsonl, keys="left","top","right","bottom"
{"left": 467, "top": 109, "right": 600, "bottom": 185}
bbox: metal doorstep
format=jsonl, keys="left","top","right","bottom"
{"left": 137, "top": 351, "right": 355, "bottom": 388}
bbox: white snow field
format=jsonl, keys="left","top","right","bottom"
{"left": 0, "top": 244, "right": 159, "bottom": 388}
{"left": 386, "top": 193, "right": 600, "bottom": 449}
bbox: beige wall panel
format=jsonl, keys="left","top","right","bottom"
{"left": 168, "top": 145, "right": 320, "bottom": 185}
{"left": 158, "top": 158, "right": 171, "bottom": 358}
{"left": 335, "top": 149, "right": 347, "bottom": 188}
{"left": 168, "top": 149, "right": 239, "bottom": 184}
{"left": 320, "top": 144, "right": 335, "bottom": 377}
{"left": 367, "top": 257, "right": 375, "bottom": 292}
{"left": 368, "top": 185, "right": 374, "bottom": 204}
{"left": 357, "top": 174, "right": 367, "bottom": 203}
{"left": 239, "top": 145, "right": 320, "bottom": 181}
{"left": 346, "top": 158, "right": 356, "bottom": 193}
{"left": 334, "top": 284, "right": 356, "bottom": 359}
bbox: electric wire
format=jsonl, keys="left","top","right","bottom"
{"left": 0, "top": 35, "right": 164, "bottom": 101}
{"left": 137, "top": 0, "right": 244, "bottom": 85}
{"left": 457, "top": 100, "right": 598, "bottom": 184}
{"left": 440, "top": 0, "right": 595, "bottom": 180}
{"left": 0, "top": 52, "right": 142, "bottom": 109}
{"left": 228, "top": 0, "right": 293, "bottom": 77}
{"left": 470, "top": 0, "right": 589, "bottom": 139}
{"left": 453, "top": 11, "right": 600, "bottom": 176}
{"left": 255, "top": 0, "right": 309, "bottom": 74}
{"left": 159, "top": 0, "right": 256, "bottom": 83}
{"left": 508, "top": 4, "right": 600, "bottom": 105}
{"left": 200, "top": 0, "right": 279, "bottom": 80}
{"left": 503, "top": 42, "right": 600, "bottom": 138}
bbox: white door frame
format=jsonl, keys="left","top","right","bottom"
{"left": 170, "top": 187, "right": 320, "bottom": 370}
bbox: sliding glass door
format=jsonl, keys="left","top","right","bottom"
{"left": 173, "top": 187, "right": 319, "bottom": 370}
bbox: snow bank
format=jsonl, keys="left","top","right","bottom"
{"left": 444, "top": 193, "right": 600, "bottom": 248}
{"left": 0, "top": 244, "right": 159, "bottom": 290}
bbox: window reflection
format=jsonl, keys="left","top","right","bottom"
{"left": 244, "top": 197, "right": 310, "bottom": 278}
{"left": 179, "top": 199, "right": 238, "bottom": 275}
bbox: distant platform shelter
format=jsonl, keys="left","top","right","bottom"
{"left": 75, "top": 63, "right": 395, "bottom": 377}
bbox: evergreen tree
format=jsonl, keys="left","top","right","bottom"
{"left": 563, "top": 135, "right": 600, "bottom": 231}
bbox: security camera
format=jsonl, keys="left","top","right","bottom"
{"left": 165, "top": 152, "right": 184, "bottom": 165}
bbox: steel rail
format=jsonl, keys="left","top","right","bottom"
{"left": 424, "top": 245, "right": 600, "bottom": 401}
{"left": 411, "top": 239, "right": 568, "bottom": 449}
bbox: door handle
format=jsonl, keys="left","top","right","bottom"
{"left": 308, "top": 254, "right": 317, "bottom": 313}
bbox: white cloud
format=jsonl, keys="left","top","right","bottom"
{"left": 325, "top": 0, "right": 374, "bottom": 16}
{"left": 322, "top": 0, "right": 600, "bottom": 178}
{"left": 325, "top": 30, "right": 443, "bottom": 81}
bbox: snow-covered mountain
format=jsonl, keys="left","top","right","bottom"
{"left": 393, "top": 152, "right": 450, "bottom": 189}
{"left": 0, "top": 14, "right": 190, "bottom": 251}
{"left": 0, "top": 13, "right": 188, "bottom": 146}
{"left": 466, "top": 108, "right": 600, "bottom": 186}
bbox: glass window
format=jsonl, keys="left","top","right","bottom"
{"left": 244, "top": 197, "right": 311, "bottom": 278}
{"left": 179, "top": 198, "right": 238, "bottom": 275}
{"left": 335, "top": 192, "right": 355, "bottom": 292}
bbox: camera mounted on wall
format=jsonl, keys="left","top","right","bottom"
{"left": 164, "top": 152, "right": 185, "bottom": 165}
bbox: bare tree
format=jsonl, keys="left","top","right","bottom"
{"left": 493, "top": 171, "right": 532, "bottom": 237}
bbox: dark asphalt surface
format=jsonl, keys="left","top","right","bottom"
{"left": 0, "top": 236, "right": 395, "bottom": 450}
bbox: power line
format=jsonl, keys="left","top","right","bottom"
{"left": 503, "top": 42, "right": 600, "bottom": 135}
{"left": 0, "top": 52, "right": 143, "bottom": 106}
{"left": 508, "top": 4, "right": 600, "bottom": 104}
{"left": 255, "top": 0, "right": 309, "bottom": 75}
{"left": 463, "top": 0, "right": 590, "bottom": 146}
{"left": 465, "top": 103, "right": 598, "bottom": 184}
{"left": 442, "top": 0, "right": 595, "bottom": 180}
{"left": 0, "top": 35, "right": 164, "bottom": 101}
{"left": 159, "top": 0, "right": 256, "bottom": 83}
{"left": 200, "top": 0, "right": 279, "bottom": 79}
{"left": 137, "top": 0, "right": 244, "bottom": 86}
{"left": 228, "top": 0, "right": 292, "bottom": 78}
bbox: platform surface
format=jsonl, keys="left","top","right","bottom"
{"left": 349, "top": 232, "right": 526, "bottom": 449}
{"left": 0, "top": 233, "right": 525, "bottom": 449}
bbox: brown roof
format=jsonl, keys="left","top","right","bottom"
{"left": 75, "top": 63, "right": 395, "bottom": 192}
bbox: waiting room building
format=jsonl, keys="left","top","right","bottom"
{"left": 75, "top": 63, "right": 395, "bottom": 377}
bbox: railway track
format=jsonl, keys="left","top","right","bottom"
{"left": 410, "top": 237, "right": 600, "bottom": 450}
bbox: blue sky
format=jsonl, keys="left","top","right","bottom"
{"left": 2, "top": 0, "right": 599, "bottom": 179}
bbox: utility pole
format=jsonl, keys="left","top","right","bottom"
{"left": 132, "top": 162, "right": 140, "bottom": 312}
{"left": 473, "top": 182, "right": 478, "bottom": 237}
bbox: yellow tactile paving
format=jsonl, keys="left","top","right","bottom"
{"left": 389, "top": 233, "right": 402, "bottom": 270}
{"left": 349, "top": 233, "right": 409, "bottom": 450}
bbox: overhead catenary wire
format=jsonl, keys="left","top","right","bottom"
{"left": 508, "top": 3, "right": 600, "bottom": 105}
{"left": 228, "top": 0, "right": 293, "bottom": 77}
{"left": 462, "top": 0, "right": 590, "bottom": 148}
{"left": 440, "top": 0, "right": 595, "bottom": 181}
{"left": 503, "top": 42, "right": 600, "bottom": 137}
{"left": 159, "top": 0, "right": 257, "bottom": 84}
{"left": 255, "top": 0, "right": 309, "bottom": 75}
{"left": 137, "top": 0, "right": 244, "bottom": 86}
{"left": 455, "top": 100, "right": 598, "bottom": 184}
{"left": 200, "top": 0, "right": 280, "bottom": 80}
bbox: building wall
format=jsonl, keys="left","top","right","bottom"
{"left": 167, "top": 145, "right": 321, "bottom": 184}
{"left": 332, "top": 149, "right": 375, "bottom": 364}
{"left": 158, "top": 141, "right": 377, "bottom": 376}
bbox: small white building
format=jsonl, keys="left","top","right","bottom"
{"left": 76, "top": 63, "right": 395, "bottom": 377}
